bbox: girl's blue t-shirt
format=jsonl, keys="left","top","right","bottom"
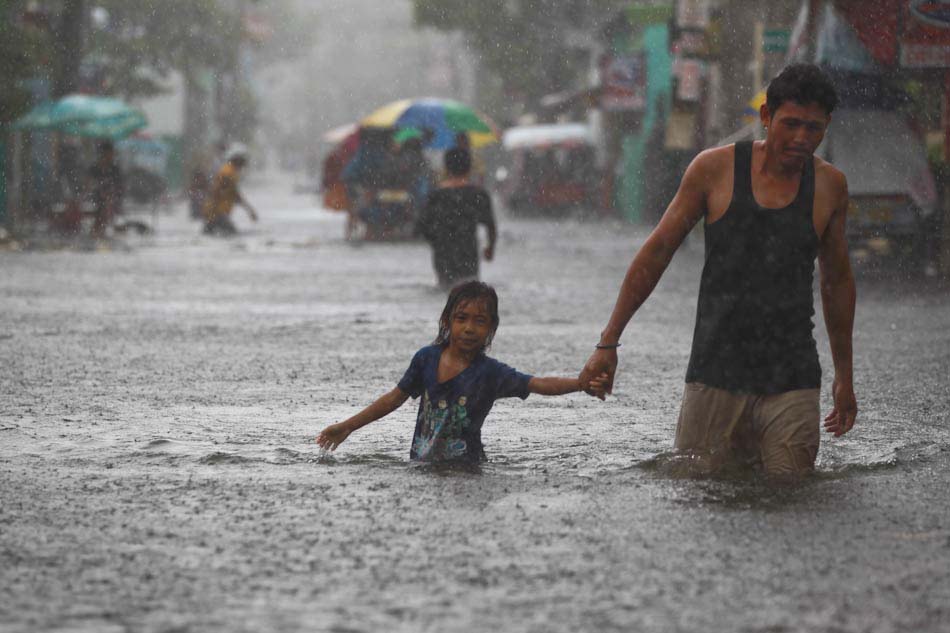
{"left": 397, "top": 345, "right": 532, "bottom": 462}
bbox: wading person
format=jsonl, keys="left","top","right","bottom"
{"left": 316, "top": 281, "right": 608, "bottom": 462}
{"left": 579, "top": 64, "right": 857, "bottom": 478}
{"left": 87, "top": 141, "right": 124, "bottom": 238}
{"left": 203, "top": 144, "right": 258, "bottom": 236}
{"left": 416, "top": 148, "right": 496, "bottom": 289}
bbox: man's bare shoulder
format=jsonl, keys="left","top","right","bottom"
{"left": 813, "top": 155, "right": 848, "bottom": 194}
{"left": 683, "top": 145, "right": 733, "bottom": 186}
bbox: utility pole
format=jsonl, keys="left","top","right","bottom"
{"left": 53, "top": 0, "right": 86, "bottom": 97}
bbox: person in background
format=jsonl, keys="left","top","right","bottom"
{"left": 343, "top": 128, "right": 398, "bottom": 239}
{"left": 187, "top": 153, "right": 210, "bottom": 220}
{"left": 417, "top": 148, "right": 496, "bottom": 289}
{"left": 451, "top": 131, "right": 485, "bottom": 186}
{"left": 396, "top": 136, "right": 435, "bottom": 221}
{"left": 202, "top": 144, "right": 258, "bottom": 236}
{"left": 87, "top": 141, "right": 124, "bottom": 238}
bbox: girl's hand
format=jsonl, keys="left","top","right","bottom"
{"left": 316, "top": 422, "right": 352, "bottom": 451}
{"left": 585, "top": 372, "right": 610, "bottom": 400}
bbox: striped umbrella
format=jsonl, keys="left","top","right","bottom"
{"left": 360, "top": 98, "right": 497, "bottom": 149}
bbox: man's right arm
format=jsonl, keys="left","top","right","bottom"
{"left": 580, "top": 150, "right": 715, "bottom": 394}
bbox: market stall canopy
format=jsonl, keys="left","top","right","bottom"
{"left": 502, "top": 124, "right": 594, "bottom": 150}
{"left": 360, "top": 98, "right": 497, "bottom": 149}
{"left": 13, "top": 94, "right": 147, "bottom": 140}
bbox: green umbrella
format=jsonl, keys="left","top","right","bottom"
{"left": 13, "top": 94, "right": 147, "bottom": 140}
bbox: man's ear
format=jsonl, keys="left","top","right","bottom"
{"left": 759, "top": 103, "right": 771, "bottom": 130}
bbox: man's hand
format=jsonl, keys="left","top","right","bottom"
{"left": 823, "top": 378, "right": 857, "bottom": 437}
{"left": 585, "top": 372, "right": 610, "bottom": 399}
{"left": 483, "top": 244, "right": 494, "bottom": 261}
{"left": 579, "top": 347, "right": 618, "bottom": 400}
{"left": 316, "top": 422, "right": 353, "bottom": 451}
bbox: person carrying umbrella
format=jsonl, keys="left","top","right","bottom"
{"left": 203, "top": 144, "right": 258, "bottom": 236}
{"left": 87, "top": 141, "right": 125, "bottom": 238}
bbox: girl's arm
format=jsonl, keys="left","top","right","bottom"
{"left": 316, "top": 387, "right": 410, "bottom": 451}
{"left": 528, "top": 374, "right": 609, "bottom": 397}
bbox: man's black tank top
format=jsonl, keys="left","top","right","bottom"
{"left": 685, "top": 141, "right": 821, "bottom": 394}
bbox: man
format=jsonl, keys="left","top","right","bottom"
{"left": 580, "top": 64, "right": 857, "bottom": 477}
{"left": 87, "top": 141, "right": 124, "bottom": 238}
{"left": 203, "top": 144, "right": 258, "bottom": 236}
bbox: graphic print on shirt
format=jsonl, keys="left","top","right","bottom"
{"left": 412, "top": 391, "right": 472, "bottom": 460}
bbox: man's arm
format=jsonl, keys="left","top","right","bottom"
{"left": 579, "top": 150, "right": 713, "bottom": 395}
{"left": 818, "top": 172, "right": 857, "bottom": 437}
{"left": 234, "top": 184, "right": 258, "bottom": 221}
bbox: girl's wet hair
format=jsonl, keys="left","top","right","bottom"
{"left": 433, "top": 281, "right": 500, "bottom": 351}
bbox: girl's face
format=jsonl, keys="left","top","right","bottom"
{"left": 447, "top": 299, "right": 493, "bottom": 354}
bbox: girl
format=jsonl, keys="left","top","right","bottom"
{"left": 317, "top": 281, "right": 608, "bottom": 462}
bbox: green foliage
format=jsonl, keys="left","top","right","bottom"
{"left": 88, "top": 0, "right": 243, "bottom": 98}
{"left": 0, "top": 0, "right": 53, "bottom": 124}
{"left": 413, "top": 0, "right": 626, "bottom": 106}
{"left": 250, "top": 0, "right": 320, "bottom": 67}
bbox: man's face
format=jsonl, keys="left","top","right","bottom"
{"left": 761, "top": 100, "right": 830, "bottom": 170}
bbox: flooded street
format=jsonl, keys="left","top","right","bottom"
{"left": 2, "top": 184, "right": 950, "bottom": 633}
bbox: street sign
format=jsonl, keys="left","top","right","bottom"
{"left": 763, "top": 29, "right": 790, "bottom": 53}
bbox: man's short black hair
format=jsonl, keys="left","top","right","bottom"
{"left": 444, "top": 147, "right": 471, "bottom": 177}
{"left": 766, "top": 63, "right": 838, "bottom": 116}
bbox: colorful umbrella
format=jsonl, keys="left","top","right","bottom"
{"left": 360, "top": 98, "right": 497, "bottom": 149}
{"left": 742, "top": 89, "right": 767, "bottom": 124}
{"left": 322, "top": 122, "right": 359, "bottom": 144}
{"left": 13, "top": 94, "right": 147, "bottom": 140}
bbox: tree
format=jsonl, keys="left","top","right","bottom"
{"left": 413, "top": 0, "right": 627, "bottom": 110}
{"left": 0, "top": 1, "right": 53, "bottom": 124}
{"left": 87, "top": 0, "right": 242, "bottom": 100}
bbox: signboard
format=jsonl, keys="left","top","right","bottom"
{"left": 901, "top": 0, "right": 950, "bottom": 68}
{"left": 673, "top": 58, "right": 705, "bottom": 102}
{"left": 676, "top": 0, "right": 710, "bottom": 30}
{"left": 672, "top": 31, "right": 707, "bottom": 56}
{"left": 763, "top": 29, "right": 790, "bottom": 53}
{"left": 599, "top": 54, "right": 647, "bottom": 112}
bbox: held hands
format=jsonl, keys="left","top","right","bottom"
{"left": 823, "top": 377, "right": 857, "bottom": 437}
{"left": 316, "top": 422, "right": 353, "bottom": 451}
{"left": 579, "top": 347, "right": 618, "bottom": 400}
{"left": 584, "top": 372, "right": 610, "bottom": 399}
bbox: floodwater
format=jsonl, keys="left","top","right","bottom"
{"left": 2, "top": 180, "right": 949, "bottom": 633}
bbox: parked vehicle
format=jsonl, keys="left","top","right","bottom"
{"left": 818, "top": 108, "right": 939, "bottom": 270}
{"left": 496, "top": 123, "right": 600, "bottom": 214}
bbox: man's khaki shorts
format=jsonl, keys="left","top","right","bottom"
{"left": 674, "top": 382, "right": 820, "bottom": 477}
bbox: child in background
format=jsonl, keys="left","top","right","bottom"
{"left": 317, "top": 281, "right": 608, "bottom": 462}
{"left": 416, "top": 148, "right": 495, "bottom": 289}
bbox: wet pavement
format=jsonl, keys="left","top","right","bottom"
{"left": 2, "top": 180, "right": 949, "bottom": 632}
